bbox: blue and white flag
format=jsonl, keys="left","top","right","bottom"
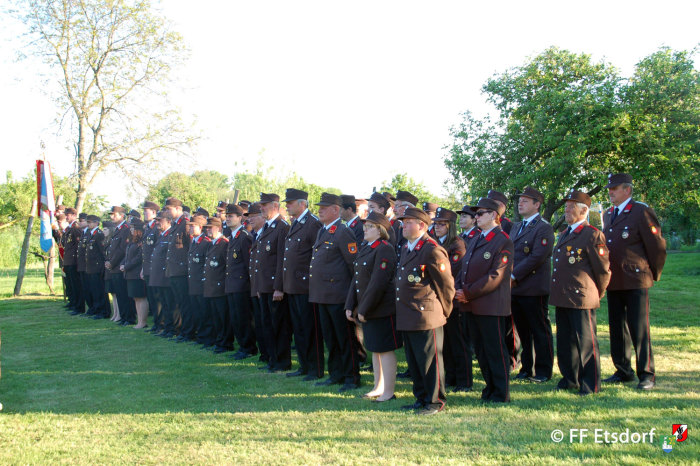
{"left": 36, "top": 160, "right": 56, "bottom": 252}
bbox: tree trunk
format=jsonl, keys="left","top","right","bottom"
{"left": 14, "top": 200, "right": 37, "bottom": 296}
{"left": 75, "top": 184, "right": 88, "bottom": 213}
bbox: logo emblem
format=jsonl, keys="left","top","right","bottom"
{"left": 541, "top": 238, "right": 547, "bottom": 246}
{"left": 483, "top": 252, "right": 491, "bottom": 260}
{"left": 673, "top": 424, "right": 688, "bottom": 442}
{"left": 622, "top": 231, "right": 629, "bottom": 239}
{"left": 265, "top": 244, "right": 271, "bottom": 252}
{"left": 662, "top": 436, "right": 674, "bottom": 453}
{"left": 348, "top": 242, "right": 357, "bottom": 254}
{"left": 408, "top": 274, "right": 415, "bottom": 283}
{"left": 568, "top": 256, "right": 576, "bottom": 264}
{"left": 651, "top": 225, "right": 658, "bottom": 234}
{"left": 523, "top": 247, "right": 530, "bottom": 254}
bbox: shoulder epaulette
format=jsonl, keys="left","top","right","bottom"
{"left": 501, "top": 231, "right": 510, "bottom": 239}
{"left": 586, "top": 224, "right": 599, "bottom": 231}
{"left": 310, "top": 213, "right": 319, "bottom": 220}
{"left": 424, "top": 237, "right": 438, "bottom": 246}
{"left": 635, "top": 200, "right": 649, "bottom": 207}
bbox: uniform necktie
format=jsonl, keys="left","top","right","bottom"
{"left": 518, "top": 220, "right": 528, "bottom": 236}
{"left": 611, "top": 207, "right": 619, "bottom": 223}
{"left": 561, "top": 226, "right": 572, "bottom": 240}
{"left": 263, "top": 222, "right": 269, "bottom": 232}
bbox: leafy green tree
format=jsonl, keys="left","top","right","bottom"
{"left": 445, "top": 47, "right": 623, "bottom": 225}
{"left": 620, "top": 47, "right": 700, "bottom": 242}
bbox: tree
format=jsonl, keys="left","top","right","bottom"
{"left": 380, "top": 173, "right": 461, "bottom": 211}
{"left": 445, "top": 47, "right": 624, "bottom": 226}
{"left": 620, "top": 47, "right": 700, "bottom": 242}
{"left": 16, "top": 0, "right": 196, "bottom": 212}
{"left": 445, "top": 46, "right": 699, "bottom": 233}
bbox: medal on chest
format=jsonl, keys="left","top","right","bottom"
{"left": 483, "top": 251, "right": 491, "bottom": 260}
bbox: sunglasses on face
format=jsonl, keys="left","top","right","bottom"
{"left": 475, "top": 210, "right": 492, "bottom": 217}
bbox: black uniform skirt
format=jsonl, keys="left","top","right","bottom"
{"left": 104, "top": 275, "right": 113, "bottom": 293}
{"left": 127, "top": 278, "right": 146, "bottom": 298}
{"left": 362, "top": 314, "right": 402, "bottom": 353}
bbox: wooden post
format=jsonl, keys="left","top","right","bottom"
{"left": 14, "top": 200, "right": 37, "bottom": 296}
{"left": 232, "top": 189, "right": 240, "bottom": 205}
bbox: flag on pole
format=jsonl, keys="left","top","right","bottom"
{"left": 36, "top": 160, "right": 56, "bottom": 252}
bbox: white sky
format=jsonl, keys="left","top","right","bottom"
{"left": 1, "top": 0, "right": 698, "bottom": 205}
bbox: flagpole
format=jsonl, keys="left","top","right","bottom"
{"left": 13, "top": 200, "right": 37, "bottom": 296}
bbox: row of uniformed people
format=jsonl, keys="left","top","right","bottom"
{"left": 55, "top": 171, "right": 665, "bottom": 411}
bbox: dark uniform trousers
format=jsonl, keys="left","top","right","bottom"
{"left": 180, "top": 292, "right": 201, "bottom": 341}
{"left": 65, "top": 265, "right": 84, "bottom": 312}
{"left": 403, "top": 327, "right": 446, "bottom": 410}
{"left": 207, "top": 296, "right": 229, "bottom": 347}
{"left": 467, "top": 314, "right": 511, "bottom": 402}
{"left": 259, "top": 293, "right": 292, "bottom": 370}
{"left": 158, "top": 286, "right": 176, "bottom": 335}
{"left": 112, "top": 272, "right": 135, "bottom": 324}
{"left": 318, "top": 303, "right": 360, "bottom": 385}
{"left": 555, "top": 307, "right": 601, "bottom": 394}
{"left": 606, "top": 289, "right": 654, "bottom": 382}
{"left": 229, "top": 292, "right": 258, "bottom": 355}
{"left": 288, "top": 293, "right": 324, "bottom": 378}
{"left": 443, "top": 310, "right": 472, "bottom": 388}
{"left": 511, "top": 295, "right": 554, "bottom": 378}
{"left": 251, "top": 296, "right": 269, "bottom": 362}
{"left": 169, "top": 276, "right": 189, "bottom": 335}
{"left": 85, "top": 272, "right": 108, "bottom": 317}
{"left": 215, "top": 293, "right": 236, "bottom": 350}
{"left": 144, "top": 278, "right": 159, "bottom": 329}
{"left": 193, "top": 294, "right": 215, "bottom": 345}
{"left": 79, "top": 271, "right": 91, "bottom": 314}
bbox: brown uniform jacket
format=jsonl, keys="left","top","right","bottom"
{"left": 549, "top": 222, "right": 611, "bottom": 310}
{"left": 149, "top": 228, "right": 171, "bottom": 288}
{"left": 188, "top": 234, "right": 211, "bottom": 295}
{"left": 459, "top": 227, "right": 513, "bottom": 316}
{"left": 203, "top": 236, "right": 228, "bottom": 298}
{"left": 77, "top": 227, "right": 89, "bottom": 273}
{"left": 166, "top": 216, "right": 190, "bottom": 278}
{"left": 347, "top": 216, "right": 364, "bottom": 244}
{"left": 249, "top": 229, "right": 261, "bottom": 298}
{"left": 282, "top": 212, "right": 321, "bottom": 295}
{"left": 142, "top": 220, "right": 158, "bottom": 277}
{"left": 309, "top": 219, "right": 358, "bottom": 304}
{"left": 395, "top": 233, "right": 455, "bottom": 331}
{"left": 460, "top": 227, "right": 481, "bottom": 250}
{"left": 344, "top": 239, "right": 396, "bottom": 319}
{"left": 253, "top": 215, "right": 289, "bottom": 294}
{"left": 225, "top": 227, "right": 252, "bottom": 294}
{"left": 511, "top": 215, "right": 555, "bottom": 296}
{"left": 106, "top": 222, "right": 130, "bottom": 275}
{"left": 61, "top": 222, "right": 81, "bottom": 266}
{"left": 603, "top": 200, "right": 666, "bottom": 290}
{"left": 85, "top": 228, "right": 106, "bottom": 274}
{"left": 122, "top": 241, "right": 143, "bottom": 280}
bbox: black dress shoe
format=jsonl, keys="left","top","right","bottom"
{"left": 213, "top": 346, "right": 229, "bottom": 354}
{"left": 400, "top": 401, "right": 424, "bottom": 411}
{"left": 603, "top": 374, "right": 635, "bottom": 384}
{"left": 637, "top": 379, "right": 655, "bottom": 390}
{"left": 233, "top": 352, "right": 252, "bottom": 360}
{"left": 372, "top": 395, "right": 397, "bottom": 403}
{"left": 286, "top": 369, "right": 306, "bottom": 377}
{"left": 258, "top": 365, "right": 271, "bottom": 371}
{"left": 315, "top": 378, "right": 341, "bottom": 387}
{"left": 452, "top": 385, "right": 473, "bottom": 393}
{"left": 302, "top": 374, "right": 323, "bottom": 382}
{"left": 70, "top": 310, "right": 82, "bottom": 315}
{"left": 528, "top": 375, "right": 550, "bottom": 383}
{"left": 397, "top": 370, "right": 412, "bottom": 379}
{"left": 514, "top": 372, "right": 530, "bottom": 380}
{"left": 338, "top": 383, "right": 361, "bottom": 393}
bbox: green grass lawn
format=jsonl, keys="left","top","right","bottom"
{"left": 0, "top": 255, "right": 698, "bottom": 464}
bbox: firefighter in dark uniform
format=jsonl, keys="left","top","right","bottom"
{"left": 141, "top": 201, "right": 160, "bottom": 333}
{"left": 486, "top": 189, "right": 519, "bottom": 373}
{"left": 62, "top": 208, "right": 83, "bottom": 314}
{"left": 164, "top": 198, "right": 190, "bottom": 337}
{"left": 309, "top": 193, "right": 361, "bottom": 392}
{"left": 85, "top": 215, "right": 109, "bottom": 318}
{"left": 550, "top": 189, "right": 611, "bottom": 395}
{"left": 216, "top": 201, "right": 233, "bottom": 238}
{"left": 432, "top": 207, "right": 471, "bottom": 393}
{"left": 282, "top": 189, "right": 325, "bottom": 379}
{"left": 396, "top": 207, "right": 455, "bottom": 414}
{"left": 254, "top": 193, "right": 292, "bottom": 371}
{"left": 392, "top": 190, "right": 419, "bottom": 253}
{"left": 345, "top": 211, "right": 400, "bottom": 402}
{"left": 105, "top": 206, "right": 135, "bottom": 325}
{"left": 457, "top": 205, "right": 480, "bottom": 245}
{"left": 185, "top": 215, "right": 211, "bottom": 343}
{"left": 246, "top": 203, "right": 269, "bottom": 365}
{"left": 202, "top": 217, "right": 230, "bottom": 352}
{"left": 340, "top": 194, "right": 364, "bottom": 243}
{"left": 149, "top": 211, "right": 174, "bottom": 337}
{"left": 602, "top": 173, "right": 666, "bottom": 390}
{"left": 510, "top": 187, "right": 555, "bottom": 383}
{"left": 225, "top": 204, "right": 257, "bottom": 360}
{"left": 75, "top": 213, "right": 90, "bottom": 315}
{"left": 456, "top": 198, "right": 514, "bottom": 403}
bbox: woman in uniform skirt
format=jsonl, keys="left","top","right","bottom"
{"left": 102, "top": 221, "right": 120, "bottom": 322}
{"left": 345, "top": 211, "right": 401, "bottom": 402}
{"left": 121, "top": 219, "right": 149, "bottom": 329}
